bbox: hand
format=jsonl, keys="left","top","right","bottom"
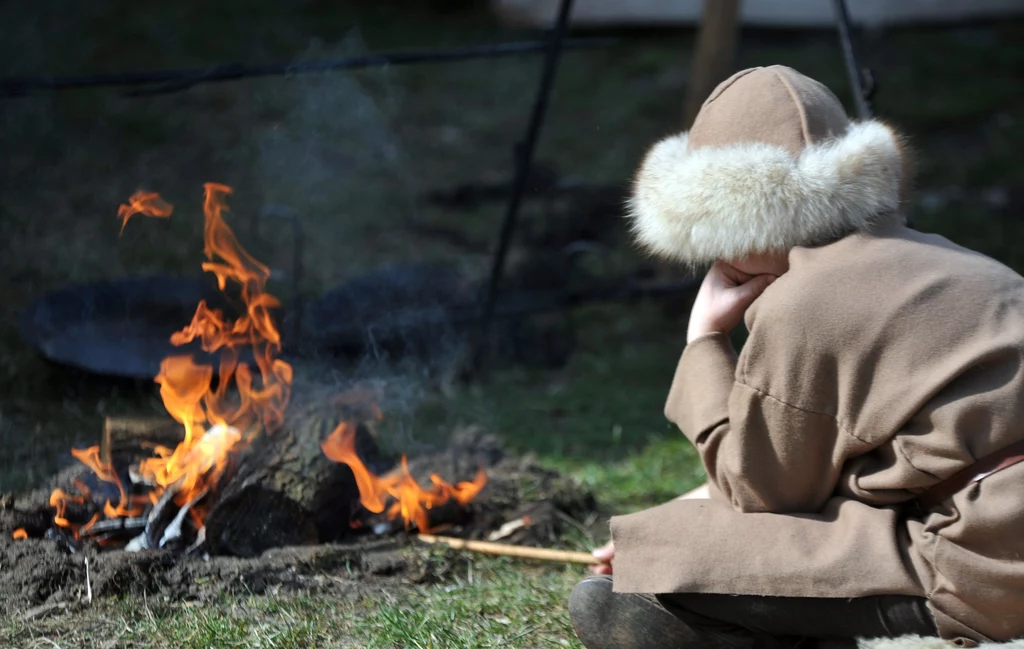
{"left": 687, "top": 261, "right": 777, "bottom": 343}
{"left": 590, "top": 540, "right": 614, "bottom": 575}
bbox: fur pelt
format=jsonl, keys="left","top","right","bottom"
{"left": 858, "top": 636, "right": 1024, "bottom": 649}
{"left": 626, "top": 120, "right": 905, "bottom": 267}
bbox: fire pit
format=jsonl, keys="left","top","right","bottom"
{"left": 0, "top": 184, "right": 597, "bottom": 614}
{"left": 0, "top": 426, "right": 594, "bottom": 614}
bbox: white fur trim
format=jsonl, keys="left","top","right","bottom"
{"left": 858, "top": 636, "right": 1024, "bottom": 649}
{"left": 627, "top": 120, "right": 904, "bottom": 266}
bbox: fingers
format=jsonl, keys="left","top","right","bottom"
{"left": 688, "top": 270, "right": 776, "bottom": 342}
{"left": 734, "top": 273, "right": 776, "bottom": 304}
{"left": 590, "top": 540, "right": 614, "bottom": 574}
{"left": 712, "top": 260, "right": 754, "bottom": 285}
{"left": 592, "top": 540, "right": 614, "bottom": 561}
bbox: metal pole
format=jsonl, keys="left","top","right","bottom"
{"left": 471, "top": 0, "right": 575, "bottom": 375}
{"left": 831, "top": 0, "right": 906, "bottom": 227}
{"left": 831, "top": 0, "right": 873, "bottom": 119}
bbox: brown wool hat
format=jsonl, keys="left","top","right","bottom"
{"left": 627, "top": 65, "right": 906, "bottom": 267}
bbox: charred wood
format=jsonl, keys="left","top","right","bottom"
{"left": 44, "top": 527, "right": 81, "bottom": 554}
{"left": 145, "top": 480, "right": 184, "bottom": 549}
{"left": 83, "top": 516, "right": 147, "bottom": 537}
{"left": 159, "top": 489, "right": 206, "bottom": 551}
{"left": 204, "top": 410, "right": 385, "bottom": 558}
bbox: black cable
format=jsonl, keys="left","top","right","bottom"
{"left": 0, "top": 37, "right": 612, "bottom": 99}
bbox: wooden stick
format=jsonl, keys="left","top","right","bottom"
{"left": 417, "top": 534, "right": 600, "bottom": 565}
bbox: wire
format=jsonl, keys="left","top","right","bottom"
{"left": 0, "top": 38, "right": 613, "bottom": 99}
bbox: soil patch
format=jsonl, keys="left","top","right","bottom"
{"left": 1, "top": 432, "right": 597, "bottom": 615}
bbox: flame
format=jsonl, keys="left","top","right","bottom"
{"left": 118, "top": 190, "right": 173, "bottom": 234}
{"left": 136, "top": 421, "right": 241, "bottom": 515}
{"left": 22, "top": 182, "right": 482, "bottom": 549}
{"left": 165, "top": 184, "right": 293, "bottom": 437}
{"left": 12, "top": 529, "right": 28, "bottom": 540}
{"left": 321, "top": 422, "right": 488, "bottom": 532}
{"left": 33, "top": 184, "right": 293, "bottom": 543}
{"left": 70, "top": 447, "right": 146, "bottom": 519}
{"left": 49, "top": 482, "right": 100, "bottom": 538}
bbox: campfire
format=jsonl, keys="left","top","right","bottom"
{"left": 11, "top": 184, "right": 487, "bottom": 555}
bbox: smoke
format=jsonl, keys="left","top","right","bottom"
{"left": 243, "top": 35, "right": 475, "bottom": 454}
{"left": 250, "top": 35, "right": 419, "bottom": 284}
{"left": 0, "top": 13, "right": 491, "bottom": 483}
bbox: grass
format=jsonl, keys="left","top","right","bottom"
{"left": 3, "top": 594, "right": 357, "bottom": 648}
{"left": 352, "top": 557, "right": 582, "bottom": 649}
{"left": 1, "top": 556, "right": 585, "bottom": 649}
{"left": 2, "top": 1, "right": 1024, "bottom": 646}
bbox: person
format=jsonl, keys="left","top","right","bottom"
{"left": 568, "top": 65, "right": 1024, "bottom": 649}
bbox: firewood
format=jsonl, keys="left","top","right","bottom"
{"left": 101, "top": 416, "right": 185, "bottom": 466}
{"left": 144, "top": 480, "right": 184, "bottom": 548}
{"left": 203, "top": 402, "right": 387, "bottom": 558}
{"left": 158, "top": 489, "right": 206, "bottom": 550}
{"left": 82, "top": 516, "right": 147, "bottom": 536}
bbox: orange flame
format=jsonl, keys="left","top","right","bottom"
{"left": 12, "top": 529, "right": 28, "bottom": 540}
{"left": 25, "top": 183, "right": 482, "bottom": 548}
{"left": 49, "top": 481, "right": 100, "bottom": 539}
{"left": 118, "top": 190, "right": 173, "bottom": 234}
{"left": 321, "top": 422, "right": 487, "bottom": 533}
{"left": 34, "top": 184, "right": 293, "bottom": 542}
{"left": 71, "top": 447, "right": 146, "bottom": 519}
{"left": 134, "top": 184, "right": 292, "bottom": 523}
{"left": 165, "top": 184, "right": 293, "bottom": 437}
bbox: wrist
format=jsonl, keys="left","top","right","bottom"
{"left": 687, "top": 321, "right": 726, "bottom": 344}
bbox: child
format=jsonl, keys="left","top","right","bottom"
{"left": 568, "top": 66, "right": 1024, "bottom": 648}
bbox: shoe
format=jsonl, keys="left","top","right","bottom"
{"left": 569, "top": 576, "right": 805, "bottom": 649}
{"left": 568, "top": 575, "right": 711, "bottom": 649}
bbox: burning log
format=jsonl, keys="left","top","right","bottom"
{"left": 203, "top": 413, "right": 386, "bottom": 558}
{"left": 321, "top": 424, "right": 495, "bottom": 535}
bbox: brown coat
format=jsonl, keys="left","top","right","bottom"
{"left": 610, "top": 224, "right": 1024, "bottom": 644}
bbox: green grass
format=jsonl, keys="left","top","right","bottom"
{"left": 562, "top": 436, "right": 702, "bottom": 512}
{"left": 3, "top": 594, "right": 355, "bottom": 649}
{"left": 353, "top": 556, "right": 583, "bottom": 649}
{"left": 1, "top": 556, "right": 585, "bottom": 649}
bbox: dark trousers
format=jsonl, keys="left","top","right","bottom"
{"left": 658, "top": 591, "right": 939, "bottom": 646}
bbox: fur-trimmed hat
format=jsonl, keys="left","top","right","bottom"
{"left": 627, "top": 65, "right": 906, "bottom": 267}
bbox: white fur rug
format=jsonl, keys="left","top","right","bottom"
{"left": 859, "top": 637, "right": 1024, "bottom": 649}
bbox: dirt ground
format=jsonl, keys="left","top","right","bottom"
{"left": 1, "top": 428, "right": 597, "bottom": 616}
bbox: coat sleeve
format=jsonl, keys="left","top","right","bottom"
{"left": 665, "top": 332, "right": 847, "bottom": 514}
